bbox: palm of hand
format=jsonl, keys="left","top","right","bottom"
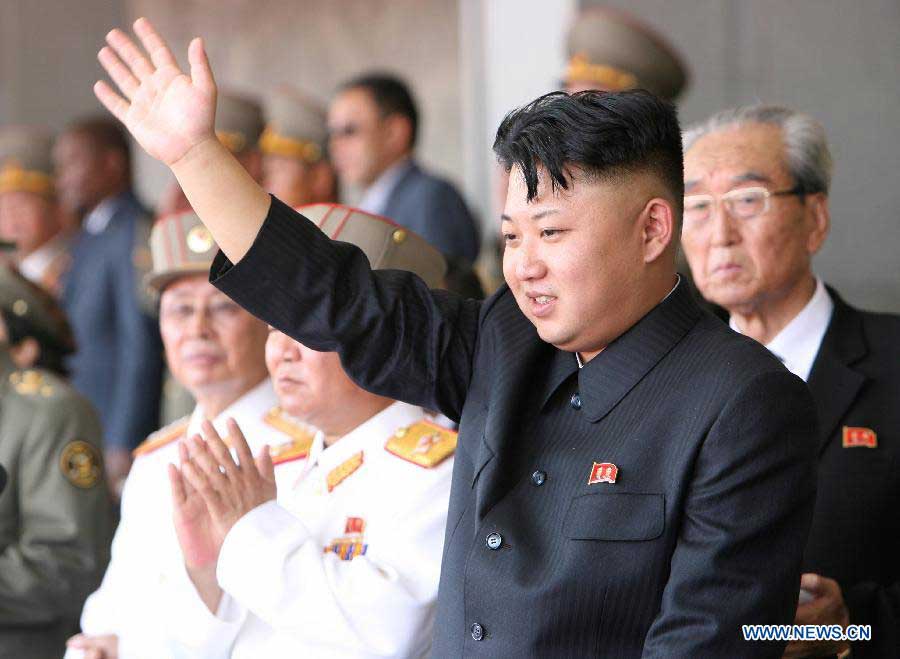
{"left": 128, "top": 66, "right": 214, "bottom": 166}
{"left": 172, "top": 486, "right": 222, "bottom": 570}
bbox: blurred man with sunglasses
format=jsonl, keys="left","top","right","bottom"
{"left": 681, "top": 105, "right": 900, "bottom": 659}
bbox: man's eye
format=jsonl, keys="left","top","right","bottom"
{"left": 541, "top": 228, "right": 563, "bottom": 238}
{"left": 502, "top": 233, "right": 518, "bottom": 243}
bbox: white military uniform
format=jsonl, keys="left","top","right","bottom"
{"left": 67, "top": 380, "right": 316, "bottom": 659}
{"left": 163, "top": 400, "right": 456, "bottom": 659}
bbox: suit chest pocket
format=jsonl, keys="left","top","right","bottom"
{"left": 565, "top": 492, "right": 665, "bottom": 541}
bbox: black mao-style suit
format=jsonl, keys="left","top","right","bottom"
{"left": 802, "top": 289, "right": 900, "bottom": 658}
{"left": 212, "top": 197, "right": 819, "bottom": 657}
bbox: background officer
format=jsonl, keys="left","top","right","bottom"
{"left": 0, "top": 126, "right": 73, "bottom": 297}
{"left": 0, "top": 263, "right": 112, "bottom": 659}
{"left": 260, "top": 86, "right": 337, "bottom": 207}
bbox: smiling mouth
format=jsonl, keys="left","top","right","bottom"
{"left": 526, "top": 294, "right": 557, "bottom": 317}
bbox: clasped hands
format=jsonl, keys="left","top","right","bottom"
{"left": 167, "top": 419, "right": 275, "bottom": 609}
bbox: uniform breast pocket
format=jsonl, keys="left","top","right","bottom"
{"left": 565, "top": 492, "right": 665, "bottom": 542}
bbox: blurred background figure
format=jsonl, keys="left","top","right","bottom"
{"left": 681, "top": 104, "right": 900, "bottom": 659}
{"left": 0, "top": 126, "right": 73, "bottom": 296}
{"left": 562, "top": 6, "right": 688, "bottom": 99}
{"left": 157, "top": 91, "right": 265, "bottom": 215}
{"left": 53, "top": 117, "right": 163, "bottom": 497}
{"left": 67, "top": 209, "right": 311, "bottom": 659}
{"left": 0, "top": 262, "right": 112, "bottom": 659}
{"left": 260, "top": 86, "right": 338, "bottom": 206}
{"left": 328, "top": 73, "right": 480, "bottom": 264}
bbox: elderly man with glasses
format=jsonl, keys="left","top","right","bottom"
{"left": 681, "top": 105, "right": 900, "bottom": 659}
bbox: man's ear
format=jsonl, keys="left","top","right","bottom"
{"left": 805, "top": 193, "right": 830, "bottom": 255}
{"left": 641, "top": 198, "right": 676, "bottom": 263}
{"left": 383, "top": 114, "right": 414, "bottom": 155}
{"left": 10, "top": 337, "right": 40, "bottom": 369}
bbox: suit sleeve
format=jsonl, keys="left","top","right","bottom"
{"left": 211, "top": 196, "right": 482, "bottom": 422}
{"left": 106, "top": 215, "right": 163, "bottom": 450}
{"left": 641, "top": 370, "right": 819, "bottom": 658}
{"left": 0, "top": 393, "right": 112, "bottom": 625}
{"left": 844, "top": 582, "right": 900, "bottom": 657}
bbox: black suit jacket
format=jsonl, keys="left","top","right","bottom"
{"left": 383, "top": 162, "right": 481, "bottom": 264}
{"left": 803, "top": 288, "right": 900, "bottom": 658}
{"left": 212, "top": 198, "right": 819, "bottom": 657}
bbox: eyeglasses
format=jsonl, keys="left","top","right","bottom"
{"left": 683, "top": 186, "right": 804, "bottom": 224}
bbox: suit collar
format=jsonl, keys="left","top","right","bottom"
{"left": 806, "top": 287, "right": 868, "bottom": 451}
{"left": 577, "top": 278, "right": 701, "bottom": 423}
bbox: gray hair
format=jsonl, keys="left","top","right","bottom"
{"left": 682, "top": 105, "right": 833, "bottom": 195}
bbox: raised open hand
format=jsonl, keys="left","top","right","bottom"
{"left": 94, "top": 18, "right": 217, "bottom": 167}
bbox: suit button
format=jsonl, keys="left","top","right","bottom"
{"left": 570, "top": 393, "right": 582, "bottom": 410}
{"left": 531, "top": 470, "right": 547, "bottom": 486}
{"left": 471, "top": 622, "right": 484, "bottom": 641}
{"left": 486, "top": 532, "right": 502, "bottom": 550}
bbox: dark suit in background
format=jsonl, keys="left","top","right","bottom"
{"left": 803, "top": 288, "right": 900, "bottom": 658}
{"left": 62, "top": 191, "right": 163, "bottom": 452}
{"left": 212, "top": 199, "right": 819, "bottom": 657}
{"left": 382, "top": 161, "right": 480, "bottom": 264}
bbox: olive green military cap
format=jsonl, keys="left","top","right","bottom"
{"left": 0, "top": 126, "right": 55, "bottom": 197}
{"left": 565, "top": 8, "right": 689, "bottom": 101}
{"left": 259, "top": 88, "right": 326, "bottom": 164}
{"left": 299, "top": 204, "right": 446, "bottom": 288}
{"left": 215, "top": 92, "right": 264, "bottom": 154}
{"left": 146, "top": 210, "right": 217, "bottom": 292}
{"left": 0, "top": 264, "right": 74, "bottom": 353}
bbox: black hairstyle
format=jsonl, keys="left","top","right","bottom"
{"left": 65, "top": 115, "right": 132, "bottom": 173}
{"left": 493, "top": 90, "right": 684, "bottom": 209}
{"left": 340, "top": 73, "right": 419, "bottom": 148}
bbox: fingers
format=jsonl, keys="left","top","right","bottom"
{"left": 188, "top": 37, "right": 217, "bottom": 95}
{"left": 800, "top": 573, "right": 823, "bottom": 594}
{"left": 132, "top": 17, "right": 180, "bottom": 70}
{"left": 202, "top": 420, "right": 240, "bottom": 480}
{"left": 178, "top": 441, "right": 198, "bottom": 496}
{"left": 93, "top": 81, "right": 130, "bottom": 124}
{"left": 181, "top": 452, "right": 229, "bottom": 519}
{"left": 105, "top": 28, "right": 155, "bottom": 81}
{"left": 227, "top": 418, "right": 255, "bottom": 472}
{"left": 168, "top": 463, "right": 187, "bottom": 506}
{"left": 256, "top": 444, "right": 275, "bottom": 482}
{"left": 98, "top": 46, "right": 140, "bottom": 100}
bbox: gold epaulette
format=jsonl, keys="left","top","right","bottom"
{"left": 132, "top": 416, "right": 190, "bottom": 458}
{"left": 326, "top": 451, "right": 364, "bottom": 492}
{"left": 9, "top": 370, "right": 55, "bottom": 398}
{"left": 264, "top": 406, "right": 316, "bottom": 465}
{"left": 385, "top": 420, "right": 457, "bottom": 469}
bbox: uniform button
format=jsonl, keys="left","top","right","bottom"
{"left": 531, "top": 470, "right": 547, "bottom": 486}
{"left": 570, "top": 393, "right": 582, "bottom": 410}
{"left": 471, "top": 622, "right": 484, "bottom": 641}
{"left": 486, "top": 532, "right": 503, "bottom": 550}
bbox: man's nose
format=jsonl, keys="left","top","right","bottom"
{"left": 710, "top": 200, "right": 741, "bottom": 247}
{"left": 514, "top": 240, "right": 546, "bottom": 281}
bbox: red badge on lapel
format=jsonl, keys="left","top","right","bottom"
{"left": 842, "top": 426, "right": 877, "bottom": 448}
{"left": 588, "top": 462, "right": 618, "bottom": 485}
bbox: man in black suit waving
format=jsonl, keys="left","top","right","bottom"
{"left": 93, "top": 20, "right": 818, "bottom": 657}
{"left": 681, "top": 105, "right": 900, "bottom": 659}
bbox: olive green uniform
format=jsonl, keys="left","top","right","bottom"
{"left": 0, "top": 350, "right": 112, "bottom": 659}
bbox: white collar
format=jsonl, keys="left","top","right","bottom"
{"left": 17, "top": 233, "right": 70, "bottom": 282}
{"left": 83, "top": 197, "right": 119, "bottom": 235}
{"left": 189, "top": 379, "right": 277, "bottom": 439}
{"left": 730, "top": 278, "right": 833, "bottom": 382}
{"left": 313, "top": 400, "right": 423, "bottom": 472}
{"left": 357, "top": 158, "right": 413, "bottom": 215}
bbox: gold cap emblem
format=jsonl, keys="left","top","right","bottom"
{"left": 392, "top": 229, "right": 407, "bottom": 244}
{"left": 186, "top": 225, "right": 214, "bottom": 254}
